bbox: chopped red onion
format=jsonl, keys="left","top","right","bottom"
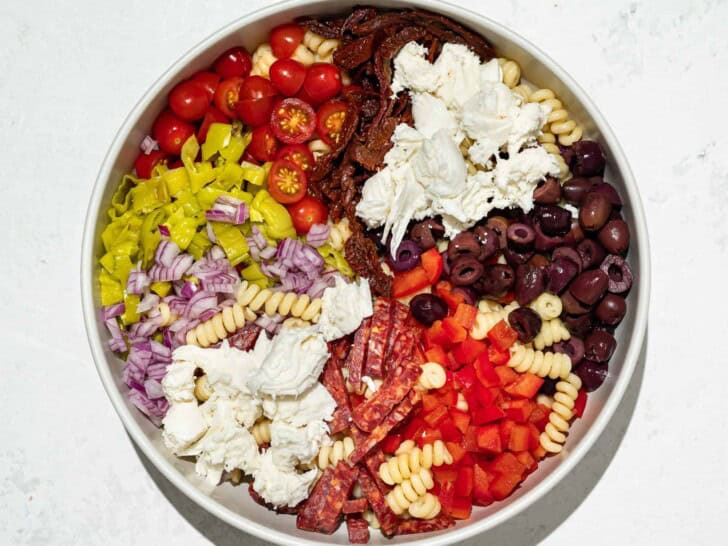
{"left": 126, "top": 268, "right": 150, "bottom": 295}
{"left": 128, "top": 390, "right": 165, "bottom": 426}
{"left": 259, "top": 246, "right": 277, "bottom": 260}
{"left": 144, "top": 379, "right": 165, "bottom": 400}
{"left": 136, "top": 293, "right": 160, "bottom": 314}
{"left": 140, "top": 136, "right": 158, "bottom": 154}
{"left": 206, "top": 223, "right": 217, "bottom": 244}
{"left": 249, "top": 243, "right": 260, "bottom": 261}
{"left": 209, "top": 246, "right": 226, "bottom": 260}
{"left": 180, "top": 280, "right": 201, "bottom": 299}
{"left": 102, "top": 303, "right": 126, "bottom": 321}
{"left": 149, "top": 254, "right": 194, "bottom": 282}
{"left": 105, "top": 318, "right": 127, "bottom": 352}
{"left": 251, "top": 226, "right": 267, "bottom": 249}
{"left": 155, "top": 240, "right": 181, "bottom": 268}
{"left": 184, "top": 290, "right": 218, "bottom": 319}
{"left": 199, "top": 307, "right": 219, "bottom": 322}
{"left": 255, "top": 314, "right": 283, "bottom": 335}
{"left": 205, "top": 195, "right": 249, "bottom": 225}
{"left": 306, "top": 223, "right": 330, "bottom": 248}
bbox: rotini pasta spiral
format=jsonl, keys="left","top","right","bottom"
{"left": 236, "top": 281, "right": 322, "bottom": 322}
{"left": 380, "top": 440, "right": 452, "bottom": 485}
{"left": 317, "top": 437, "right": 355, "bottom": 469}
{"left": 417, "top": 362, "right": 447, "bottom": 390}
{"left": 156, "top": 301, "right": 178, "bottom": 327}
{"left": 508, "top": 344, "right": 572, "bottom": 379}
{"left": 528, "top": 88, "right": 584, "bottom": 146}
{"left": 281, "top": 317, "right": 311, "bottom": 329}
{"left": 530, "top": 292, "right": 563, "bottom": 320}
{"left": 302, "top": 30, "right": 340, "bottom": 63}
{"left": 327, "top": 218, "right": 352, "bottom": 251}
{"left": 250, "top": 43, "right": 277, "bottom": 78}
{"left": 290, "top": 43, "right": 316, "bottom": 66}
{"left": 185, "top": 303, "right": 257, "bottom": 347}
{"left": 498, "top": 57, "right": 521, "bottom": 89}
{"left": 250, "top": 419, "right": 272, "bottom": 445}
{"left": 407, "top": 492, "right": 442, "bottom": 520}
{"left": 470, "top": 302, "right": 519, "bottom": 340}
{"left": 308, "top": 138, "right": 332, "bottom": 159}
{"left": 194, "top": 374, "right": 214, "bottom": 402}
{"left": 538, "top": 133, "right": 571, "bottom": 180}
{"left": 540, "top": 373, "right": 582, "bottom": 454}
{"left": 385, "top": 469, "right": 435, "bottom": 515}
{"left": 533, "top": 318, "right": 571, "bottom": 350}
{"left": 362, "top": 510, "right": 380, "bottom": 529}
{"left": 456, "top": 392, "right": 469, "bottom": 412}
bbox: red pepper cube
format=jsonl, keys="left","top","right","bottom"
{"left": 487, "top": 319, "right": 519, "bottom": 351}
{"left": 502, "top": 399, "right": 534, "bottom": 422}
{"left": 392, "top": 266, "right": 430, "bottom": 298}
{"left": 515, "top": 450, "right": 538, "bottom": 474}
{"left": 507, "top": 424, "right": 532, "bottom": 452}
{"left": 435, "top": 389, "right": 458, "bottom": 407}
{"left": 504, "top": 373, "right": 544, "bottom": 399}
{"left": 437, "top": 480, "right": 456, "bottom": 513}
{"left": 440, "top": 419, "right": 463, "bottom": 443}
{"left": 463, "top": 425, "right": 479, "bottom": 452}
{"left": 433, "top": 466, "right": 458, "bottom": 487}
{"left": 528, "top": 403, "right": 551, "bottom": 431}
{"left": 424, "top": 406, "right": 449, "bottom": 427}
{"left": 459, "top": 453, "right": 475, "bottom": 467}
{"left": 472, "top": 404, "right": 505, "bottom": 426}
{"left": 448, "top": 496, "right": 472, "bottom": 519}
{"left": 442, "top": 317, "right": 467, "bottom": 344}
{"left": 454, "top": 364, "right": 477, "bottom": 391}
{"left": 381, "top": 434, "right": 403, "bottom": 455}
{"left": 474, "top": 382, "right": 496, "bottom": 408}
{"left": 453, "top": 303, "right": 478, "bottom": 330}
{"left": 527, "top": 423, "right": 541, "bottom": 451}
{"left": 455, "top": 466, "right": 474, "bottom": 497}
{"left": 476, "top": 424, "right": 502, "bottom": 454}
{"left": 417, "top": 427, "right": 443, "bottom": 447}
{"left": 449, "top": 408, "right": 471, "bottom": 434}
{"left": 499, "top": 418, "right": 516, "bottom": 447}
{"left": 421, "top": 247, "right": 444, "bottom": 284}
{"left": 474, "top": 354, "right": 501, "bottom": 387}
{"left": 489, "top": 472, "right": 522, "bottom": 501}
{"left": 422, "top": 393, "right": 440, "bottom": 413}
{"left": 472, "top": 464, "right": 494, "bottom": 506}
{"left": 445, "top": 441, "right": 467, "bottom": 464}
{"left": 494, "top": 365, "right": 519, "bottom": 385}
{"left": 425, "top": 320, "right": 452, "bottom": 349}
{"left": 435, "top": 281, "right": 466, "bottom": 311}
{"left": 488, "top": 345, "right": 512, "bottom": 366}
{"left": 574, "top": 390, "right": 588, "bottom": 418}
{"left": 425, "top": 346, "right": 449, "bottom": 367}
{"left": 490, "top": 452, "right": 526, "bottom": 478}
{"left": 451, "top": 336, "right": 487, "bottom": 365}
{"left": 403, "top": 417, "right": 426, "bottom": 440}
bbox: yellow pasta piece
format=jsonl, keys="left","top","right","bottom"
{"left": 532, "top": 318, "right": 571, "bottom": 350}
{"left": 250, "top": 419, "right": 271, "bottom": 445}
{"left": 407, "top": 492, "right": 442, "bottom": 519}
{"left": 417, "top": 362, "right": 447, "bottom": 390}
{"left": 540, "top": 373, "right": 582, "bottom": 453}
{"left": 508, "top": 344, "right": 572, "bottom": 379}
{"left": 317, "top": 437, "right": 355, "bottom": 469}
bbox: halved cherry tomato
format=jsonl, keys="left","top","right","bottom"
{"left": 270, "top": 98, "right": 316, "bottom": 144}
{"left": 213, "top": 46, "right": 252, "bottom": 78}
{"left": 247, "top": 125, "right": 279, "bottom": 163}
{"left": 213, "top": 77, "right": 243, "bottom": 118}
{"left": 267, "top": 159, "right": 307, "bottom": 204}
{"left": 287, "top": 195, "right": 328, "bottom": 234}
{"left": 134, "top": 149, "right": 168, "bottom": 179}
{"left": 152, "top": 109, "right": 195, "bottom": 155}
{"left": 316, "top": 100, "right": 347, "bottom": 146}
{"left": 190, "top": 71, "right": 220, "bottom": 101}
{"left": 302, "top": 63, "right": 342, "bottom": 106}
{"left": 236, "top": 76, "right": 278, "bottom": 127}
{"left": 276, "top": 144, "right": 315, "bottom": 173}
{"left": 169, "top": 80, "right": 210, "bottom": 122}
{"left": 269, "top": 58, "right": 307, "bottom": 97}
{"left": 197, "top": 105, "right": 229, "bottom": 142}
{"left": 269, "top": 24, "right": 304, "bottom": 59}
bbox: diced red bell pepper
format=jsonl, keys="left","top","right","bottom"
{"left": 504, "top": 373, "right": 544, "bottom": 399}
{"left": 448, "top": 496, "right": 473, "bottom": 520}
{"left": 500, "top": 418, "right": 516, "bottom": 447}
{"left": 508, "top": 424, "right": 532, "bottom": 452}
{"left": 425, "top": 346, "right": 449, "bottom": 367}
{"left": 472, "top": 464, "right": 494, "bottom": 506}
{"left": 392, "top": 266, "right": 430, "bottom": 298}
{"left": 437, "top": 480, "right": 456, "bottom": 514}
{"left": 494, "top": 365, "right": 519, "bottom": 385}
{"left": 453, "top": 303, "right": 478, "bottom": 330}
{"left": 527, "top": 423, "right": 541, "bottom": 451}
{"left": 451, "top": 336, "right": 487, "bottom": 365}
{"left": 528, "top": 403, "right": 551, "bottom": 430}
{"left": 474, "top": 354, "right": 501, "bottom": 387}
{"left": 574, "top": 390, "right": 587, "bottom": 418}
{"left": 435, "top": 281, "right": 466, "bottom": 311}
{"left": 453, "top": 364, "right": 477, "bottom": 391}
{"left": 440, "top": 418, "right": 463, "bottom": 443}
{"left": 463, "top": 426, "right": 479, "bottom": 452}
{"left": 424, "top": 320, "right": 451, "bottom": 350}
{"left": 490, "top": 452, "right": 526, "bottom": 478}
{"left": 474, "top": 383, "right": 495, "bottom": 408}
{"left": 498, "top": 291, "right": 516, "bottom": 304}
{"left": 403, "top": 417, "right": 426, "bottom": 441}
{"left": 502, "top": 399, "right": 534, "bottom": 423}
{"left": 455, "top": 466, "right": 474, "bottom": 497}
{"left": 460, "top": 453, "right": 474, "bottom": 467}
{"left": 487, "top": 320, "right": 519, "bottom": 351}
{"left": 417, "top": 427, "right": 443, "bottom": 446}
{"left": 476, "top": 424, "right": 502, "bottom": 454}
{"left": 421, "top": 247, "right": 444, "bottom": 284}
{"left": 442, "top": 317, "right": 467, "bottom": 344}
{"left": 472, "top": 404, "right": 506, "bottom": 426}
{"left": 532, "top": 445, "right": 548, "bottom": 461}
{"left": 489, "top": 472, "right": 522, "bottom": 501}
{"left": 433, "top": 466, "right": 458, "bottom": 486}
{"left": 449, "top": 408, "right": 471, "bottom": 434}
{"left": 381, "top": 434, "right": 403, "bottom": 455}
{"left": 435, "top": 388, "right": 458, "bottom": 407}
{"left": 515, "top": 451, "right": 538, "bottom": 474}
{"left": 424, "top": 406, "right": 449, "bottom": 427}
{"left": 488, "top": 345, "right": 512, "bottom": 366}
{"left": 445, "top": 441, "right": 467, "bottom": 464}
{"left": 422, "top": 393, "right": 440, "bottom": 413}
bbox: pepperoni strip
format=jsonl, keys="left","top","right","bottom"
{"left": 346, "top": 514, "right": 370, "bottom": 544}
{"left": 296, "top": 467, "right": 334, "bottom": 532}
{"left": 357, "top": 467, "right": 399, "bottom": 537}
{"left": 342, "top": 498, "right": 369, "bottom": 514}
{"left": 363, "top": 298, "right": 393, "bottom": 378}
{"left": 345, "top": 317, "right": 371, "bottom": 391}
{"left": 322, "top": 354, "right": 353, "bottom": 434}
{"left": 297, "top": 462, "right": 357, "bottom": 534}
{"left": 395, "top": 513, "right": 456, "bottom": 535}
{"left": 363, "top": 448, "right": 391, "bottom": 494}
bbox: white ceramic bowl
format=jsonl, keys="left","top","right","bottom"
{"left": 81, "top": 0, "right": 650, "bottom": 543}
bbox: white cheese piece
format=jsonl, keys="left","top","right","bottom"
{"left": 319, "top": 277, "right": 373, "bottom": 341}
{"left": 161, "top": 361, "right": 197, "bottom": 404}
{"left": 252, "top": 451, "right": 319, "bottom": 508}
{"left": 161, "top": 401, "right": 207, "bottom": 454}
{"left": 262, "top": 382, "right": 336, "bottom": 428}
{"left": 412, "top": 94, "right": 459, "bottom": 139}
{"left": 269, "top": 420, "right": 330, "bottom": 468}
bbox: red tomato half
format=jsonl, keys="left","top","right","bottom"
{"left": 302, "top": 63, "right": 342, "bottom": 106}
{"left": 270, "top": 98, "right": 316, "bottom": 144}
{"left": 236, "top": 76, "right": 278, "bottom": 127}
{"left": 316, "top": 100, "right": 347, "bottom": 146}
{"left": 191, "top": 71, "right": 220, "bottom": 101}
{"left": 287, "top": 195, "right": 328, "bottom": 234}
{"left": 152, "top": 109, "right": 195, "bottom": 155}
{"left": 268, "top": 160, "right": 308, "bottom": 204}
{"left": 247, "top": 125, "right": 279, "bottom": 163}
{"left": 269, "top": 24, "right": 304, "bottom": 59}
{"left": 134, "top": 149, "right": 168, "bottom": 179}
{"left": 213, "top": 46, "right": 252, "bottom": 78}
{"left": 168, "top": 80, "right": 210, "bottom": 121}
{"left": 269, "top": 59, "right": 307, "bottom": 97}
{"left": 275, "top": 144, "right": 315, "bottom": 173}
{"left": 213, "top": 77, "right": 243, "bottom": 118}
{"left": 197, "top": 105, "right": 229, "bottom": 143}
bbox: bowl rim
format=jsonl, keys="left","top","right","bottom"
{"left": 81, "top": 0, "right": 651, "bottom": 544}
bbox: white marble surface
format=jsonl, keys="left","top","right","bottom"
{"left": 1, "top": 0, "right": 727, "bottom": 544}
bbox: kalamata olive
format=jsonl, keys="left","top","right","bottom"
{"left": 410, "top": 294, "right": 448, "bottom": 326}
{"left": 533, "top": 222, "right": 565, "bottom": 252}
{"left": 571, "top": 140, "right": 606, "bottom": 177}
{"left": 473, "top": 226, "right": 500, "bottom": 260}
{"left": 575, "top": 360, "right": 608, "bottom": 392}
{"left": 552, "top": 247, "right": 582, "bottom": 272}
{"left": 609, "top": 209, "right": 623, "bottom": 221}
{"left": 561, "top": 290, "right": 592, "bottom": 315}
{"left": 598, "top": 219, "right": 630, "bottom": 254}
{"left": 410, "top": 219, "right": 445, "bottom": 251}
{"left": 535, "top": 205, "right": 572, "bottom": 236}
{"left": 486, "top": 216, "right": 509, "bottom": 250}
{"left": 479, "top": 264, "right": 515, "bottom": 297}
{"left": 533, "top": 177, "right": 562, "bottom": 205}
{"left": 547, "top": 257, "right": 580, "bottom": 294}
{"left": 452, "top": 286, "right": 478, "bottom": 306}
{"left": 593, "top": 182, "right": 622, "bottom": 209}
{"left": 562, "top": 177, "right": 600, "bottom": 205}
{"left": 450, "top": 256, "right": 484, "bottom": 286}
{"left": 569, "top": 269, "right": 609, "bottom": 305}
{"left": 577, "top": 239, "right": 607, "bottom": 270}
{"left": 540, "top": 378, "right": 558, "bottom": 396}
{"left": 563, "top": 218, "right": 586, "bottom": 247}
{"left": 440, "top": 250, "right": 450, "bottom": 278}
{"left": 600, "top": 254, "right": 633, "bottom": 293}
{"left": 448, "top": 232, "right": 481, "bottom": 261}
{"left": 553, "top": 337, "right": 586, "bottom": 364}
{"left": 506, "top": 222, "right": 536, "bottom": 251}
{"left": 528, "top": 254, "right": 551, "bottom": 269}
{"left": 514, "top": 264, "right": 546, "bottom": 305}
{"left": 579, "top": 192, "right": 612, "bottom": 232}
{"left": 390, "top": 240, "right": 421, "bottom": 272}
{"left": 508, "top": 307, "right": 542, "bottom": 343}
{"left": 503, "top": 247, "right": 534, "bottom": 266}
{"left": 562, "top": 314, "right": 593, "bottom": 338}
{"left": 584, "top": 330, "right": 616, "bottom": 363}
{"left": 595, "top": 294, "right": 627, "bottom": 326}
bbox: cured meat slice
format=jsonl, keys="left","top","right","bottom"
{"left": 346, "top": 514, "right": 370, "bottom": 544}
{"left": 296, "top": 462, "right": 357, "bottom": 534}
{"left": 395, "top": 513, "right": 456, "bottom": 535}
{"left": 364, "top": 298, "right": 393, "bottom": 378}
{"left": 322, "top": 355, "right": 353, "bottom": 434}
{"left": 345, "top": 318, "right": 371, "bottom": 391}
{"left": 350, "top": 394, "right": 416, "bottom": 464}
{"left": 342, "top": 498, "right": 369, "bottom": 514}
{"left": 362, "top": 448, "right": 391, "bottom": 494}
{"left": 357, "top": 467, "right": 399, "bottom": 537}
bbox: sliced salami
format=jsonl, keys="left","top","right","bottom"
{"left": 357, "top": 467, "right": 399, "bottom": 537}
{"left": 345, "top": 317, "right": 371, "bottom": 391}
{"left": 386, "top": 327, "right": 417, "bottom": 376}
{"left": 394, "top": 513, "right": 456, "bottom": 535}
{"left": 342, "top": 497, "right": 369, "bottom": 514}
{"left": 297, "top": 467, "right": 334, "bottom": 532}
{"left": 364, "top": 298, "right": 393, "bottom": 378}
{"left": 346, "top": 514, "right": 370, "bottom": 544}
{"left": 297, "top": 462, "right": 357, "bottom": 534}
{"left": 363, "top": 448, "right": 391, "bottom": 494}
{"left": 383, "top": 301, "right": 410, "bottom": 373}
{"left": 322, "top": 354, "right": 353, "bottom": 434}
{"left": 350, "top": 393, "right": 417, "bottom": 464}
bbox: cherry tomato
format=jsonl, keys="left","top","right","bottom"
{"left": 287, "top": 195, "right": 328, "bottom": 234}
{"left": 275, "top": 144, "right": 315, "bottom": 173}
{"left": 197, "top": 105, "right": 229, "bottom": 142}
{"left": 134, "top": 149, "right": 168, "bottom": 179}
{"left": 267, "top": 159, "right": 308, "bottom": 204}
{"left": 213, "top": 46, "right": 253, "bottom": 78}
{"left": 239, "top": 75, "right": 277, "bottom": 102}
{"left": 316, "top": 100, "right": 348, "bottom": 147}
{"left": 270, "top": 98, "right": 316, "bottom": 144}
{"left": 213, "top": 77, "right": 243, "bottom": 118}
{"left": 269, "top": 58, "right": 307, "bottom": 97}
{"left": 269, "top": 24, "right": 304, "bottom": 59}
{"left": 152, "top": 109, "right": 195, "bottom": 155}
{"left": 168, "top": 80, "right": 210, "bottom": 122}
{"left": 247, "top": 125, "right": 280, "bottom": 163}
{"left": 235, "top": 76, "right": 278, "bottom": 127}
{"left": 302, "top": 63, "right": 342, "bottom": 106}
{"left": 241, "top": 150, "right": 260, "bottom": 165}
{"left": 191, "top": 71, "right": 220, "bottom": 101}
